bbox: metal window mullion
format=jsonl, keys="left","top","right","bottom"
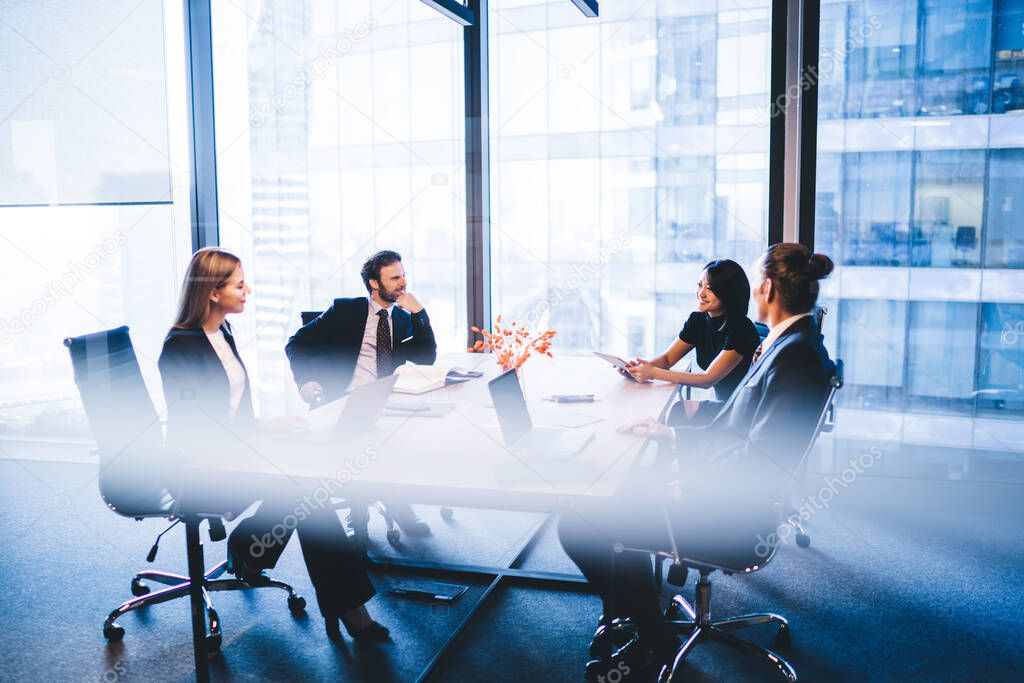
{"left": 797, "top": 0, "right": 820, "bottom": 248}
{"left": 773, "top": 0, "right": 820, "bottom": 247}
{"left": 464, "top": 0, "right": 491, "bottom": 343}
{"left": 768, "top": 0, "right": 789, "bottom": 246}
{"left": 183, "top": 0, "right": 219, "bottom": 250}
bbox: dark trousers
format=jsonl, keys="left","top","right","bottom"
{"left": 229, "top": 501, "right": 375, "bottom": 619}
{"left": 557, "top": 493, "right": 668, "bottom": 638}
{"left": 558, "top": 456, "right": 775, "bottom": 640}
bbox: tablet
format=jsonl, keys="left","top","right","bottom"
{"left": 593, "top": 351, "right": 649, "bottom": 382}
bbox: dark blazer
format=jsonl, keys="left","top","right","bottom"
{"left": 158, "top": 325, "right": 255, "bottom": 451}
{"left": 681, "top": 315, "right": 835, "bottom": 489}
{"left": 285, "top": 296, "right": 437, "bottom": 401}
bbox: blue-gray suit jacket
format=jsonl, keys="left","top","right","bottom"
{"left": 681, "top": 315, "right": 835, "bottom": 490}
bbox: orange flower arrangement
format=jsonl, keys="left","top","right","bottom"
{"left": 468, "top": 315, "right": 556, "bottom": 371}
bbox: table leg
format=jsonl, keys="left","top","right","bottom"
{"left": 398, "top": 513, "right": 589, "bottom": 682}
{"left": 185, "top": 517, "right": 210, "bottom": 683}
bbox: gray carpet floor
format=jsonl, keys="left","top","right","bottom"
{"left": 1, "top": 457, "right": 1022, "bottom": 682}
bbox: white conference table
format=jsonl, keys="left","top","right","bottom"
{"left": 174, "top": 353, "right": 678, "bottom": 682}
{"left": 182, "top": 353, "right": 678, "bottom": 512}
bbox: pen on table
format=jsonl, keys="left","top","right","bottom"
{"left": 542, "top": 394, "right": 596, "bottom": 403}
{"left": 384, "top": 404, "right": 431, "bottom": 413}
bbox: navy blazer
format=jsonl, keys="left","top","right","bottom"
{"left": 681, "top": 315, "right": 835, "bottom": 489}
{"left": 158, "top": 325, "right": 256, "bottom": 450}
{"left": 285, "top": 296, "right": 438, "bottom": 401}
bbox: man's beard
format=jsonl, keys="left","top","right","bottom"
{"left": 377, "top": 283, "right": 403, "bottom": 303}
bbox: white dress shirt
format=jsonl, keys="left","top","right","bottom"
{"left": 206, "top": 329, "right": 247, "bottom": 417}
{"left": 350, "top": 298, "right": 395, "bottom": 389}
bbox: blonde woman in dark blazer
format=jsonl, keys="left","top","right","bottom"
{"left": 159, "top": 247, "right": 389, "bottom": 642}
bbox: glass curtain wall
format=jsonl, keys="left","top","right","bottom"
{"left": 816, "top": 0, "right": 1024, "bottom": 480}
{"left": 488, "top": 0, "right": 771, "bottom": 358}
{"left": 211, "top": 0, "right": 467, "bottom": 417}
{"left": 0, "top": 0, "right": 192, "bottom": 441}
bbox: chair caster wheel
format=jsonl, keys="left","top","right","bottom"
{"left": 288, "top": 595, "right": 307, "bottom": 614}
{"left": 206, "top": 633, "right": 222, "bottom": 651}
{"left": 386, "top": 528, "right": 401, "bottom": 545}
{"left": 795, "top": 533, "right": 811, "bottom": 548}
{"left": 775, "top": 625, "right": 791, "bottom": 649}
{"left": 440, "top": 506, "right": 454, "bottom": 520}
{"left": 103, "top": 624, "right": 125, "bottom": 641}
{"left": 130, "top": 578, "right": 150, "bottom": 596}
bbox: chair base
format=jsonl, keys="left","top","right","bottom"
{"left": 347, "top": 501, "right": 453, "bottom": 549}
{"left": 659, "top": 572, "right": 797, "bottom": 682}
{"left": 591, "top": 573, "right": 797, "bottom": 682}
{"left": 659, "top": 617, "right": 796, "bottom": 682}
{"left": 102, "top": 560, "right": 305, "bottom": 645}
{"left": 347, "top": 501, "right": 400, "bottom": 547}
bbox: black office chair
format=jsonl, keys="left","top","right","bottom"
{"left": 64, "top": 326, "right": 305, "bottom": 648}
{"left": 783, "top": 306, "right": 831, "bottom": 549}
{"left": 592, "top": 360, "right": 844, "bottom": 682}
{"left": 298, "top": 310, "right": 454, "bottom": 546}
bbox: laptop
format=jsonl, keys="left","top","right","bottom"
{"left": 488, "top": 368, "right": 595, "bottom": 457}
{"left": 291, "top": 374, "right": 398, "bottom": 442}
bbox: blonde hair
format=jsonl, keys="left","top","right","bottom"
{"left": 173, "top": 247, "right": 243, "bottom": 329}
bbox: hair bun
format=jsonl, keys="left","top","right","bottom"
{"left": 807, "top": 252, "right": 834, "bottom": 280}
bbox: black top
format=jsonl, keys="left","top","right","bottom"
{"left": 285, "top": 296, "right": 438, "bottom": 402}
{"left": 678, "top": 311, "right": 761, "bottom": 402}
{"left": 158, "top": 325, "right": 255, "bottom": 452}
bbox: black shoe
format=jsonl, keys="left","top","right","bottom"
{"left": 326, "top": 615, "right": 390, "bottom": 641}
{"left": 226, "top": 543, "right": 270, "bottom": 586}
{"left": 586, "top": 631, "right": 677, "bottom": 682}
{"left": 388, "top": 501, "right": 431, "bottom": 536}
{"left": 589, "top": 616, "right": 637, "bottom": 660}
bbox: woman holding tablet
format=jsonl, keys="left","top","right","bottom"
{"left": 624, "top": 258, "right": 760, "bottom": 425}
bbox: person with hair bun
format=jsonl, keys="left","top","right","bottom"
{"left": 558, "top": 243, "right": 836, "bottom": 678}
{"left": 621, "top": 258, "right": 761, "bottom": 425}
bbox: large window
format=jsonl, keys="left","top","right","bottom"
{"left": 986, "top": 149, "right": 1024, "bottom": 267}
{"left": 3, "top": 0, "right": 1020, "bottom": 481}
{"left": 212, "top": 0, "right": 467, "bottom": 416}
{"left": 488, "top": 0, "right": 771, "bottom": 358}
{"left": 0, "top": 0, "right": 192, "bottom": 439}
{"left": 816, "top": 0, "right": 1024, "bottom": 479}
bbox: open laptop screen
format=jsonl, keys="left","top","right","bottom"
{"left": 333, "top": 374, "right": 398, "bottom": 438}
{"left": 487, "top": 369, "right": 532, "bottom": 444}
